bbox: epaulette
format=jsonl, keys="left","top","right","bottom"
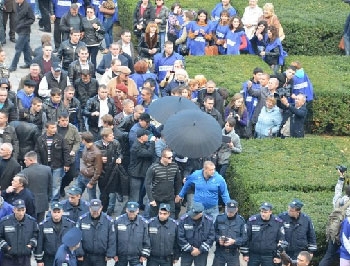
{"left": 237, "top": 214, "right": 246, "bottom": 222}
{"left": 140, "top": 215, "right": 149, "bottom": 224}
{"left": 148, "top": 217, "right": 156, "bottom": 222}
{"left": 106, "top": 215, "right": 113, "bottom": 222}
{"left": 249, "top": 215, "right": 257, "bottom": 222}
{"left": 169, "top": 217, "right": 179, "bottom": 225}
{"left": 180, "top": 213, "right": 189, "bottom": 220}
{"left": 275, "top": 216, "right": 283, "bottom": 223}
{"left": 82, "top": 200, "right": 90, "bottom": 207}
{"left": 115, "top": 213, "right": 127, "bottom": 222}
{"left": 26, "top": 214, "right": 37, "bottom": 221}
{"left": 204, "top": 214, "right": 213, "bottom": 221}
{"left": 39, "top": 218, "right": 49, "bottom": 226}
{"left": 63, "top": 216, "right": 75, "bottom": 224}
{"left": 79, "top": 212, "right": 88, "bottom": 220}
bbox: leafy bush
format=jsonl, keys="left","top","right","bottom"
{"left": 226, "top": 136, "right": 350, "bottom": 263}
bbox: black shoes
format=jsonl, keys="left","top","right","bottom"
{"left": 19, "top": 65, "right": 30, "bottom": 69}
{"left": 10, "top": 38, "right": 16, "bottom": 43}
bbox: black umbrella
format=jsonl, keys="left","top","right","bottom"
{"left": 163, "top": 109, "right": 222, "bottom": 158}
{"left": 148, "top": 96, "right": 199, "bottom": 124}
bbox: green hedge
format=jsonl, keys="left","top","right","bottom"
{"left": 226, "top": 136, "right": 350, "bottom": 263}
{"left": 185, "top": 55, "right": 350, "bottom": 135}
{"left": 119, "top": 0, "right": 349, "bottom": 55}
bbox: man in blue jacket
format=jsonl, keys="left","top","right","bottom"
{"left": 175, "top": 160, "right": 230, "bottom": 221}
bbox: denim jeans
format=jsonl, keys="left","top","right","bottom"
{"left": 103, "top": 17, "right": 114, "bottom": 49}
{"left": 129, "top": 177, "right": 144, "bottom": 204}
{"left": 344, "top": 34, "right": 350, "bottom": 56}
{"left": 76, "top": 174, "right": 97, "bottom": 200}
{"left": 52, "top": 168, "right": 64, "bottom": 201}
{"left": 204, "top": 205, "right": 219, "bottom": 222}
{"left": 0, "top": 11, "right": 5, "bottom": 44}
{"left": 10, "top": 34, "right": 32, "bottom": 69}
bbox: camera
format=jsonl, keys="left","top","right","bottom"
{"left": 274, "top": 87, "right": 291, "bottom": 99}
{"left": 277, "top": 240, "right": 289, "bottom": 252}
{"left": 336, "top": 165, "right": 347, "bottom": 174}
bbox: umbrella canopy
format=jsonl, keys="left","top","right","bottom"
{"left": 148, "top": 96, "right": 199, "bottom": 124}
{"left": 163, "top": 109, "right": 222, "bottom": 158}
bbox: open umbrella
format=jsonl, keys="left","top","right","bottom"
{"left": 163, "top": 109, "right": 222, "bottom": 158}
{"left": 148, "top": 96, "right": 199, "bottom": 124}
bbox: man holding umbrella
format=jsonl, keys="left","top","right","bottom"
{"left": 175, "top": 161, "right": 230, "bottom": 221}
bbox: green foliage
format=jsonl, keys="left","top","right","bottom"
{"left": 226, "top": 136, "right": 350, "bottom": 262}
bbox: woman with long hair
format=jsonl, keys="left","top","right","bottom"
{"left": 260, "top": 25, "right": 284, "bottom": 73}
{"left": 250, "top": 20, "right": 268, "bottom": 55}
{"left": 225, "top": 93, "right": 249, "bottom": 138}
{"left": 224, "top": 16, "right": 248, "bottom": 55}
{"left": 187, "top": 9, "right": 212, "bottom": 56}
{"left": 138, "top": 21, "right": 161, "bottom": 61}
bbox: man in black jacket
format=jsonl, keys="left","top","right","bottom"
{"left": 35, "top": 121, "right": 70, "bottom": 201}
{"left": 74, "top": 69, "right": 99, "bottom": 110}
{"left": 0, "top": 142, "right": 21, "bottom": 190}
{"left": 8, "top": 0, "right": 35, "bottom": 71}
{"left": 83, "top": 85, "right": 117, "bottom": 141}
{"left": 128, "top": 128, "right": 155, "bottom": 211}
{"left": 57, "top": 30, "right": 86, "bottom": 71}
{"left": 59, "top": 4, "right": 83, "bottom": 42}
{"left": 68, "top": 46, "right": 95, "bottom": 84}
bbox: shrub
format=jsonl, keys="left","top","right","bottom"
{"left": 226, "top": 136, "right": 349, "bottom": 263}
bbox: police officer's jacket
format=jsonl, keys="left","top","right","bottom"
{"left": 34, "top": 216, "right": 75, "bottom": 261}
{"left": 60, "top": 199, "right": 90, "bottom": 223}
{"left": 115, "top": 214, "right": 151, "bottom": 257}
{"left": 242, "top": 214, "right": 285, "bottom": 256}
{"left": 0, "top": 214, "right": 38, "bottom": 256}
{"left": 148, "top": 217, "right": 180, "bottom": 259}
{"left": 76, "top": 212, "right": 116, "bottom": 258}
{"left": 278, "top": 211, "right": 317, "bottom": 254}
{"left": 178, "top": 214, "right": 215, "bottom": 254}
{"left": 214, "top": 213, "right": 248, "bottom": 251}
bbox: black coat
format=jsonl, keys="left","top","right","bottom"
{"left": 0, "top": 157, "right": 21, "bottom": 190}
{"left": 35, "top": 133, "right": 71, "bottom": 169}
{"left": 281, "top": 103, "right": 307, "bottom": 138}
{"left": 74, "top": 78, "right": 99, "bottom": 109}
{"left": 128, "top": 140, "right": 155, "bottom": 178}
{"left": 15, "top": 0, "right": 35, "bottom": 34}
{"left": 21, "top": 163, "right": 52, "bottom": 214}
{"left": 1, "top": 188, "right": 36, "bottom": 217}
{"left": 83, "top": 96, "right": 117, "bottom": 129}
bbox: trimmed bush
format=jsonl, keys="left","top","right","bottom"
{"left": 226, "top": 136, "right": 350, "bottom": 262}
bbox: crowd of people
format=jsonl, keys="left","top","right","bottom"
{"left": 0, "top": 0, "right": 335, "bottom": 265}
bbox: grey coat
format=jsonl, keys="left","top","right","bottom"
{"left": 22, "top": 163, "right": 52, "bottom": 214}
{"left": 217, "top": 128, "right": 242, "bottom": 165}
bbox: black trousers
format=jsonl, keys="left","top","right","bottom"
{"left": 54, "top": 17, "right": 62, "bottom": 49}
{"left": 38, "top": 0, "right": 51, "bottom": 31}
{"left": 3, "top": 11, "right": 15, "bottom": 40}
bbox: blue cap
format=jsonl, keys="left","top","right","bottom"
{"left": 90, "top": 199, "right": 102, "bottom": 211}
{"left": 260, "top": 202, "right": 273, "bottom": 211}
{"left": 289, "top": 199, "right": 304, "bottom": 209}
{"left": 67, "top": 186, "right": 82, "bottom": 195}
{"left": 13, "top": 199, "right": 26, "bottom": 209}
{"left": 62, "top": 227, "right": 82, "bottom": 247}
{"left": 126, "top": 202, "right": 139, "bottom": 212}
{"left": 159, "top": 203, "right": 170, "bottom": 212}
{"left": 188, "top": 202, "right": 204, "bottom": 217}
{"left": 226, "top": 200, "right": 238, "bottom": 211}
{"left": 51, "top": 202, "right": 63, "bottom": 210}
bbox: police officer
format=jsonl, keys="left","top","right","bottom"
{"left": 115, "top": 201, "right": 151, "bottom": 266}
{"left": 212, "top": 200, "right": 248, "bottom": 266}
{"left": 35, "top": 202, "right": 75, "bottom": 266}
{"left": 54, "top": 227, "right": 82, "bottom": 266}
{"left": 60, "top": 186, "right": 90, "bottom": 222}
{"left": 0, "top": 199, "right": 39, "bottom": 266}
{"left": 148, "top": 203, "right": 180, "bottom": 266}
{"left": 242, "top": 202, "right": 285, "bottom": 266}
{"left": 178, "top": 202, "right": 215, "bottom": 266}
{"left": 279, "top": 199, "right": 317, "bottom": 260}
{"left": 76, "top": 199, "right": 116, "bottom": 266}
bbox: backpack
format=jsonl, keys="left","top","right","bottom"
{"left": 326, "top": 199, "right": 350, "bottom": 244}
